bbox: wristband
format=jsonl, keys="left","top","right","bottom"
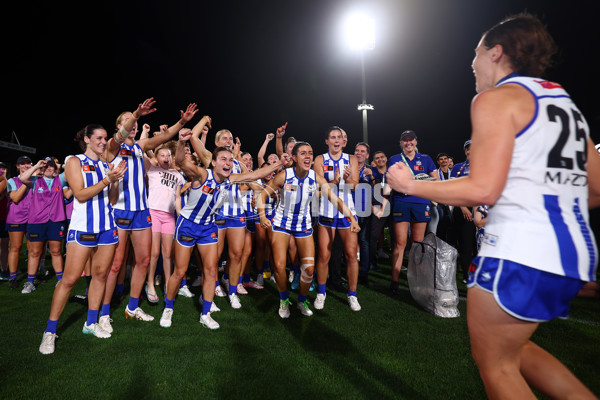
{"left": 102, "top": 177, "right": 110, "bottom": 186}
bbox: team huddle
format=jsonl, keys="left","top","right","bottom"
{"left": 11, "top": 99, "right": 376, "bottom": 356}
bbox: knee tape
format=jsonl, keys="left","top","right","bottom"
{"left": 300, "top": 258, "right": 314, "bottom": 283}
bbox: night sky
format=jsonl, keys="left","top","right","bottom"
{"left": 5, "top": 0, "right": 599, "bottom": 169}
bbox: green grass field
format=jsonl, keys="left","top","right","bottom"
{"left": 1, "top": 254, "right": 599, "bottom": 400}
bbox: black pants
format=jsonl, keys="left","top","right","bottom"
{"left": 448, "top": 207, "right": 476, "bottom": 277}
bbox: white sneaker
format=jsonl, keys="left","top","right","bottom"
{"left": 256, "top": 274, "right": 264, "bottom": 286}
{"left": 236, "top": 283, "right": 248, "bottom": 295}
{"left": 347, "top": 295, "right": 362, "bottom": 311}
{"left": 39, "top": 332, "right": 57, "bottom": 355}
{"left": 178, "top": 285, "right": 194, "bottom": 298}
{"left": 297, "top": 300, "right": 313, "bottom": 317}
{"left": 314, "top": 293, "right": 326, "bottom": 310}
{"left": 191, "top": 276, "right": 203, "bottom": 287}
{"left": 200, "top": 313, "right": 220, "bottom": 330}
{"left": 125, "top": 306, "right": 155, "bottom": 321}
{"left": 279, "top": 299, "right": 291, "bottom": 319}
{"left": 160, "top": 308, "right": 173, "bottom": 328}
{"left": 21, "top": 282, "right": 36, "bottom": 294}
{"left": 82, "top": 322, "right": 111, "bottom": 338}
{"left": 228, "top": 293, "right": 242, "bottom": 309}
{"left": 98, "top": 315, "right": 113, "bottom": 334}
{"left": 214, "top": 285, "right": 226, "bottom": 298}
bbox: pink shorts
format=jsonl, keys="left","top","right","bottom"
{"left": 150, "top": 209, "right": 175, "bottom": 235}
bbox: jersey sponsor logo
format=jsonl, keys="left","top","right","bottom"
{"left": 284, "top": 184, "right": 297, "bottom": 192}
{"left": 210, "top": 232, "right": 217, "bottom": 238}
{"left": 202, "top": 185, "right": 215, "bottom": 194}
{"left": 533, "top": 79, "right": 563, "bottom": 89}
{"left": 147, "top": 216, "right": 152, "bottom": 222}
{"left": 112, "top": 229, "right": 118, "bottom": 237}
{"left": 413, "top": 165, "right": 424, "bottom": 171}
{"left": 82, "top": 165, "right": 96, "bottom": 172}
{"left": 323, "top": 165, "right": 334, "bottom": 172}
{"left": 544, "top": 171, "right": 587, "bottom": 187}
{"left": 120, "top": 149, "right": 132, "bottom": 156}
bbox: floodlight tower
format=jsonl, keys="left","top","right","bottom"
{"left": 345, "top": 13, "right": 375, "bottom": 144}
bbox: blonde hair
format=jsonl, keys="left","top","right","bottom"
{"left": 215, "top": 129, "right": 232, "bottom": 144}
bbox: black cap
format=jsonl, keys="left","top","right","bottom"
{"left": 0, "top": 161, "right": 7, "bottom": 168}
{"left": 44, "top": 157, "right": 57, "bottom": 168}
{"left": 400, "top": 130, "right": 417, "bottom": 140}
{"left": 16, "top": 155, "right": 32, "bottom": 165}
{"left": 464, "top": 140, "right": 471, "bottom": 149}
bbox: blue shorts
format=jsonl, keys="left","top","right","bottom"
{"left": 6, "top": 223, "right": 27, "bottom": 233}
{"left": 175, "top": 217, "right": 218, "bottom": 247}
{"left": 468, "top": 256, "right": 586, "bottom": 322}
{"left": 392, "top": 201, "right": 431, "bottom": 222}
{"left": 318, "top": 215, "right": 356, "bottom": 229}
{"left": 114, "top": 209, "right": 152, "bottom": 230}
{"left": 272, "top": 225, "right": 313, "bottom": 238}
{"left": 215, "top": 215, "right": 246, "bottom": 230}
{"left": 27, "top": 220, "right": 67, "bottom": 242}
{"left": 67, "top": 228, "right": 119, "bottom": 247}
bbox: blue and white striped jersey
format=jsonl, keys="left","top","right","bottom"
{"left": 69, "top": 155, "right": 115, "bottom": 232}
{"left": 319, "top": 152, "right": 356, "bottom": 218}
{"left": 216, "top": 159, "right": 244, "bottom": 217}
{"left": 272, "top": 168, "right": 317, "bottom": 232}
{"left": 111, "top": 142, "right": 148, "bottom": 211}
{"left": 180, "top": 169, "right": 223, "bottom": 225}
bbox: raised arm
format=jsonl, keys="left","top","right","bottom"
{"left": 190, "top": 116, "right": 213, "bottom": 168}
{"left": 107, "top": 97, "right": 157, "bottom": 157}
{"left": 275, "top": 122, "right": 288, "bottom": 158}
{"left": 175, "top": 129, "right": 207, "bottom": 181}
{"left": 138, "top": 103, "right": 198, "bottom": 152}
{"left": 257, "top": 133, "right": 274, "bottom": 166}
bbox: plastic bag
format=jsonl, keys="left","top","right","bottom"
{"left": 407, "top": 232, "right": 460, "bottom": 318}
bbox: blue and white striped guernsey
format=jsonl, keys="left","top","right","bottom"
{"left": 216, "top": 159, "right": 244, "bottom": 217}
{"left": 180, "top": 169, "right": 223, "bottom": 225}
{"left": 272, "top": 168, "right": 317, "bottom": 232}
{"left": 69, "top": 155, "right": 115, "bottom": 233}
{"left": 477, "top": 76, "right": 597, "bottom": 281}
{"left": 112, "top": 142, "right": 148, "bottom": 211}
{"left": 319, "top": 152, "right": 356, "bottom": 218}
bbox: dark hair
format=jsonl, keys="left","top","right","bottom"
{"left": 241, "top": 151, "right": 251, "bottom": 158}
{"left": 291, "top": 141, "right": 312, "bottom": 156}
{"left": 325, "top": 126, "right": 343, "bottom": 139}
{"left": 436, "top": 152, "right": 449, "bottom": 160}
{"left": 75, "top": 124, "right": 105, "bottom": 151}
{"left": 373, "top": 151, "right": 386, "bottom": 158}
{"left": 483, "top": 13, "right": 556, "bottom": 77}
{"left": 212, "top": 146, "right": 233, "bottom": 161}
{"left": 355, "top": 142, "right": 370, "bottom": 154}
{"left": 285, "top": 137, "right": 296, "bottom": 149}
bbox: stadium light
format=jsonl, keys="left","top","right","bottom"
{"left": 344, "top": 12, "right": 375, "bottom": 144}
